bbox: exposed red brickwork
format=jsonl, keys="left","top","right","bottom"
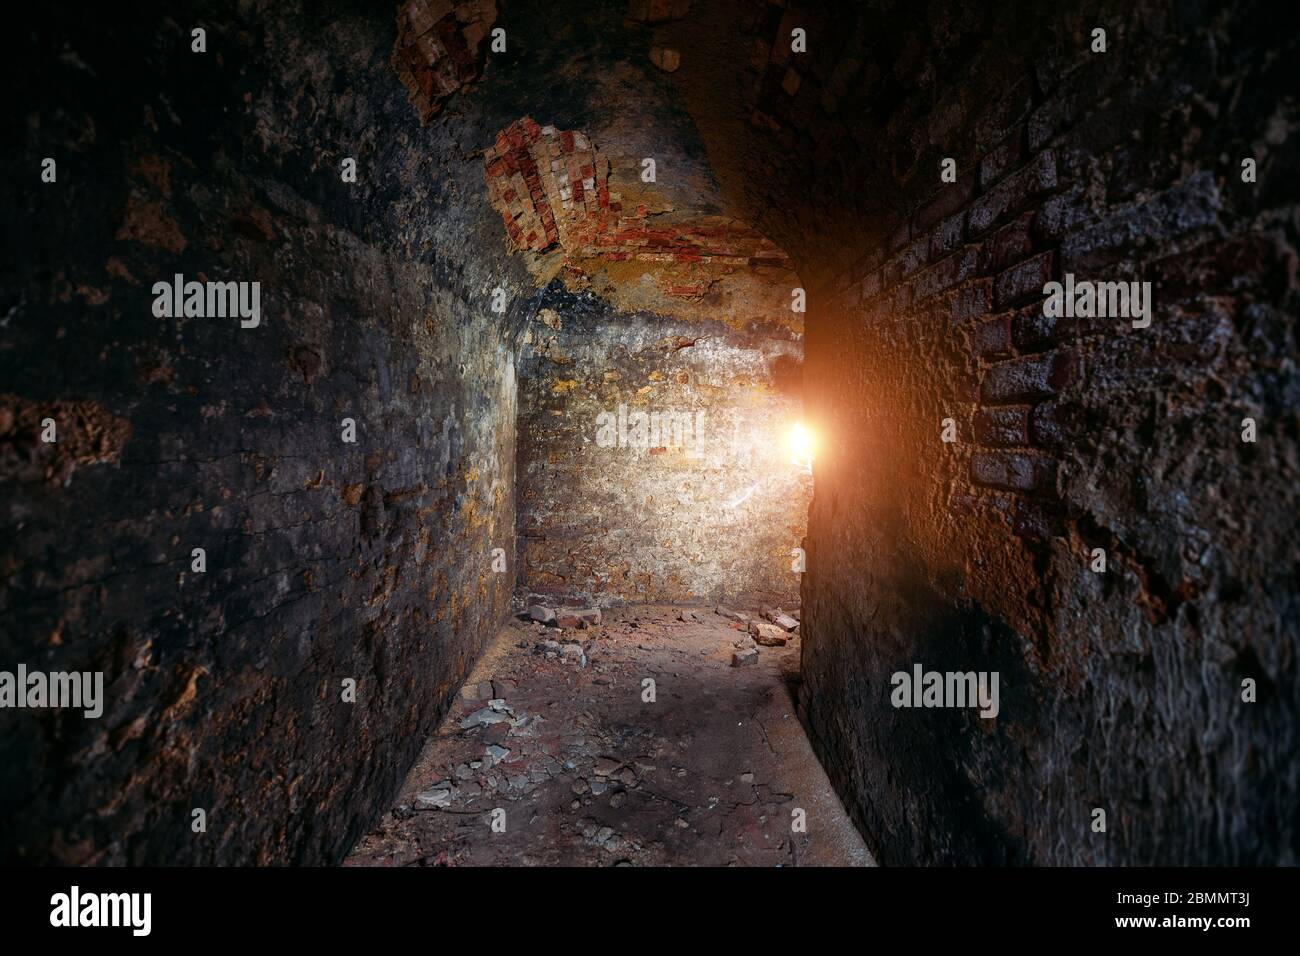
{"left": 484, "top": 117, "right": 586, "bottom": 252}
{"left": 626, "top": 0, "right": 692, "bottom": 23}
{"left": 391, "top": 0, "right": 497, "bottom": 123}
{"left": 484, "top": 118, "right": 792, "bottom": 281}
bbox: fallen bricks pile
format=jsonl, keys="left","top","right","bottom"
{"left": 520, "top": 600, "right": 800, "bottom": 669}
{"left": 714, "top": 605, "right": 801, "bottom": 665}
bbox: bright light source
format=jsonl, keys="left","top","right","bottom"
{"left": 788, "top": 421, "right": 815, "bottom": 473}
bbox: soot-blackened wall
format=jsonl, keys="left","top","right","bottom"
{"left": 0, "top": 2, "right": 523, "bottom": 864}
{"left": 758, "top": 0, "right": 1300, "bottom": 864}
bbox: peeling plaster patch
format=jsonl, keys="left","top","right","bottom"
{"left": 0, "top": 396, "right": 132, "bottom": 486}
{"left": 391, "top": 0, "right": 498, "bottom": 124}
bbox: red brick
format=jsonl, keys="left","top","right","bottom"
{"left": 1028, "top": 63, "right": 1122, "bottom": 150}
{"left": 929, "top": 212, "right": 966, "bottom": 260}
{"left": 975, "top": 76, "right": 1033, "bottom": 151}
{"left": 914, "top": 245, "right": 979, "bottom": 302}
{"left": 973, "top": 313, "right": 1012, "bottom": 358}
{"left": 981, "top": 212, "right": 1035, "bottom": 275}
{"left": 916, "top": 170, "right": 976, "bottom": 232}
{"left": 994, "top": 251, "right": 1053, "bottom": 308}
{"left": 974, "top": 406, "right": 1030, "bottom": 446}
{"left": 898, "top": 236, "right": 930, "bottom": 279}
{"left": 1011, "top": 304, "right": 1062, "bottom": 351}
{"left": 981, "top": 350, "right": 1078, "bottom": 404}
{"left": 970, "top": 451, "right": 1057, "bottom": 494}
{"left": 947, "top": 278, "right": 993, "bottom": 325}
{"left": 978, "top": 130, "right": 1027, "bottom": 190}
{"left": 969, "top": 150, "right": 1057, "bottom": 236}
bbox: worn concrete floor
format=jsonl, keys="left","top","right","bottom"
{"left": 345, "top": 604, "right": 873, "bottom": 867}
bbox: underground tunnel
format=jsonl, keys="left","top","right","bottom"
{"left": 1, "top": 0, "right": 1299, "bottom": 884}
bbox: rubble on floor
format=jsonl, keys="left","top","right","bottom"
{"left": 345, "top": 603, "right": 871, "bottom": 867}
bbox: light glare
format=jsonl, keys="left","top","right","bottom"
{"left": 788, "top": 421, "right": 814, "bottom": 473}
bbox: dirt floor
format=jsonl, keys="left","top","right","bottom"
{"left": 344, "top": 604, "right": 874, "bottom": 867}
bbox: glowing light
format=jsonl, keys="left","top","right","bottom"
{"left": 788, "top": 421, "right": 815, "bottom": 473}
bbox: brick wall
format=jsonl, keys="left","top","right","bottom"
{"left": 515, "top": 283, "right": 807, "bottom": 608}
{"left": 0, "top": 2, "right": 523, "bottom": 864}
{"left": 483, "top": 92, "right": 811, "bottom": 611}
{"left": 754, "top": 0, "right": 1300, "bottom": 863}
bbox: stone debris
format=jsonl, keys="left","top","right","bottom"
{"left": 764, "top": 608, "right": 800, "bottom": 632}
{"left": 574, "top": 607, "right": 603, "bottom": 627}
{"left": 559, "top": 643, "right": 587, "bottom": 666}
{"left": 414, "top": 786, "right": 453, "bottom": 809}
{"left": 537, "top": 638, "right": 588, "bottom": 666}
{"left": 349, "top": 603, "right": 873, "bottom": 868}
{"left": 716, "top": 606, "right": 751, "bottom": 625}
{"left": 460, "top": 706, "right": 512, "bottom": 729}
{"left": 749, "top": 620, "right": 789, "bottom": 646}
{"left": 509, "top": 714, "right": 544, "bottom": 736}
{"left": 528, "top": 603, "right": 603, "bottom": 629}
